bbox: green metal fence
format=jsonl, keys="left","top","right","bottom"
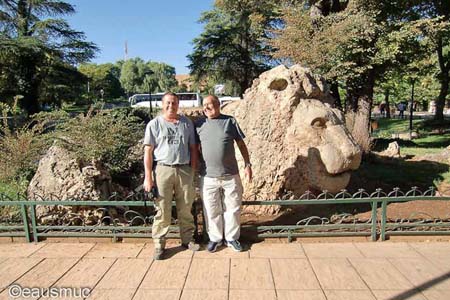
{"left": 1, "top": 187, "right": 449, "bottom": 243}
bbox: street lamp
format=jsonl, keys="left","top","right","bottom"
{"left": 408, "top": 67, "right": 419, "bottom": 140}
{"left": 409, "top": 78, "right": 415, "bottom": 139}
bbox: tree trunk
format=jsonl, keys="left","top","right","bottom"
{"left": 20, "top": 55, "right": 40, "bottom": 116}
{"left": 385, "top": 88, "right": 391, "bottom": 118}
{"left": 345, "top": 71, "right": 375, "bottom": 152}
{"left": 435, "top": 35, "right": 449, "bottom": 121}
{"left": 435, "top": 74, "right": 449, "bottom": 121}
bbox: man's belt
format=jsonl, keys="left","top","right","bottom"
{"left": 158, "top": 163, "right": 189, "bottom": 168}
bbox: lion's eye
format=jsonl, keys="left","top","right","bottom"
{"left": 311, "top": 118, "right": 327, "bottom": 129}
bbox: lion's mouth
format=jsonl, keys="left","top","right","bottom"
{"left": 308, "top": 151, "right": 356, "bottom": 193}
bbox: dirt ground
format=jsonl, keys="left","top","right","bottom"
{"left": 239, "top": 150, "right": 450, "bottom": 228}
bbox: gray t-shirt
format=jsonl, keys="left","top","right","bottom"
{"left": 143, "top": 115, "right": 196, "bottom": 165}
{"left": 195, "top": 114, "right": 245, "bottom": 177}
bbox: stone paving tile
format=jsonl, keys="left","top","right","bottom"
{"left": 230, "top": 258, "right": 274, "bottom": 290}
{"left": 324, "top": 290, "right": 376, "bottom": 300}
{"left": 14, "top": 258, "right": 79, "bottom": 287}
{"left": 276, "top": 290, "right": 326, "bottom": 300}
{"left": 53, "top": 258, "right": 116, "bottom": 289}
{"left": 133, "top": 289, "right": 181, "bottom": 300}
{"left": 349, "top": 258, "right": 414, "bottom": 290}
{"left": 388, "top": 258, "right": 450, "bottom": 290}
{"left": 229, "top": 290, "right": 277, "bottom": 300}
{"left": 85, "top": 288, "right": 135, "bottom": 300}
{"left": 425, "top": 258, "right": 450, "bottom": 270}
{"left": 0, "top": 243, "right": 45, "bottom": 258}
{"left": 95, "top": 258, "right": 151, "bottom": 289}
{"left": 372, "top": 290, "right": 427, "bottom": 300}
{"left": 0, "top": 258, "right": 42, "bottom": 290}
{"left": 84, "top": 243, "right": 144, "bottom": 258}
{"left": 421, "top": 290, "right": 450, "bottom": 300}
{"left": 180, "top": 289, "right": 228, "bottom": 300}
{"left": 309, "top": 258, "right": 368, "bottom": 290}
{"left": 184, "top": 258, "right": 229, "bottom": 290}
{"left": 270, "top": 259, "right": 321, "bottom": 290}
{"left": 31, "top": 243, "right": 95, "bottom": 258}
{"left": 138, "top": 243, "right": 194, "bottom": 259}
{"left": 409, "top": 242, "right": 450, "bottom": 258}
{"left": 248, "top": 243, "right": 305, "bottom": 259}
{"left": 139, "top": 258, "right": 191, "bottom": 289}
{"left": 302, "top": 243, "right": 365, "bottom": 258}
{"left": 354, "top": 242, "right": 421, "bottom": 258}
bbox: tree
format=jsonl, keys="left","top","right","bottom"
{"left": 188, "top": 0, "right": 279, "bottom": 96}
{"left": 119, "top": 58, "right": 178, "bottom": 96}
{"left": 271, "top": 0, "right": 427, "bottom": 150}
{"left": 79, "top": 63, "right": 124, "bottom": 101}
{"left": 415, "top": 1, "right": 450, "bottom": 121}
{"left": 0, "top": 0, "right": 97, "bottom": 115}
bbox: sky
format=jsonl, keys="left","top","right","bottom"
{"left": 66, "top": 1, "right": 214, "bottom": 75}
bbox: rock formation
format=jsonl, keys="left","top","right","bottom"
{"left": 222, "top": 65, "right": 362, "bottom": 204}
{"left": 27, "top": 145, "right": 112, "bottom": 201}
{"left": 380, "top": 141, "right": 401, "bottom": 158}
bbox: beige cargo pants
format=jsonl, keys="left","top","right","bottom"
{"left": 152, "top": 164, "right": 195, "bottom": 250}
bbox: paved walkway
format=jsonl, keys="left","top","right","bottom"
{"left": 0, "top": 241, "right": 450, "bottom": 300}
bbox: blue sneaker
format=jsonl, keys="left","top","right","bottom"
{"left": 226, "top": 240, "right": 242, "bottom": 252}
{"left": 207, "top": 240, "right": 222, "bottom": 253}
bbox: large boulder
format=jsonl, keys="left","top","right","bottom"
{"left": 222, "top": 65, "right": 362, "bottom": 204}
{"left": 27, "top": 145, "right": 112, "bottom": 201}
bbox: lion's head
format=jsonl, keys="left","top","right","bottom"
{"left": 222, "top": 64, "right": 362, "bottom": 201}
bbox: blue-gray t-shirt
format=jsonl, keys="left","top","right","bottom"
{"left": 195, "top": 114, "right": 245, "bottom": 177}
{"left": 143, "top": 115, "right": 196, "bottom": 165}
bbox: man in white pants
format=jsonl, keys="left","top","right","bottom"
{"left": 195, "top": 95, "right": 252, "bottom": 252}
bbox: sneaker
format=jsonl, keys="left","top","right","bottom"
{"left": 226, "top": 240, "right": 242, "bottom": 252}
{"left": 207, "top": 240, "right": 223, "bottom": 253}
{"left": 182, "top": 241, "right": 201, "bottom": 251}
{"left": 153, "top": 248, "right": 164, "bottom": 260}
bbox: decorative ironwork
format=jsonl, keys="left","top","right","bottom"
{"left": 0, "top": 186, "right": 449, "bottom": 242}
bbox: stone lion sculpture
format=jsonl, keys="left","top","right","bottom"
{"left": 222, "top": 65, "right": 362, "bottom": 205}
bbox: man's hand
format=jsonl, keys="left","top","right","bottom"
{"left": 244, "top": 165, "right": 253, "bottom": 183}
{"left": 143, "top": 176, "right": 154, "bottom": 192}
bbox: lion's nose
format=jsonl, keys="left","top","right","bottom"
{"left": 339, "top": 136, "right": 362, "bottom": 170}
{"left": 318, "top": 126, "right": 362, "bottom": 173}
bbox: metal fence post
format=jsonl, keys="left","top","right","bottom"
{"left": 371, "top": 201, "right": 378, "bottom": 241}
{"left": 381, "top": 201, "right": 387, "bottom": 241}
{"left": 20, "top": 204, "right": 31, "bottom": 243}
{"left": 29, "top": 204, "right": 38, "bottom": 243}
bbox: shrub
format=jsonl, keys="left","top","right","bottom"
{"left": 55, "top": 107, "right": 144, "bottom": 175}
{"left": 0, "top": 107, "right": 48, "bottom": 194}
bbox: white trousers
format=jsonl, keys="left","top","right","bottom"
{"left": 200, "top": 175, "right": 243, "bottom": 242}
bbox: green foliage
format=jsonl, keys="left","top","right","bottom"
{"left": 0, "top": 105, "right": 48, "bottom": 187}
{"left": 119, "top": 58, "right": 178, "bottom": 95}
{"left": 54, "top": 107, "right": 144, "bottom": 175}
{"left": 188, "top": 0, "right": 278, "bottom": 95}
{"left": 79, "top": 63, "right": 124, "bottom": 101}
{"left": 0, "top": 1, "right": 98, "bottom": 114}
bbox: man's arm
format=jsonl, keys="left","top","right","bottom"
{"left": 143, "top": 145, "right": 154, "bottom": 192}
{"left": 236, "top": 139, "right": 252, "bottom": 182}
{"left": 190, "top": 144, "right": 199, "bottom": 171}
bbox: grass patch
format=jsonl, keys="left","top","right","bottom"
{"left": 62, "top": 103, "right": 91, "bottom": 114}
{"left": 349, "top": 155, "right": 449, "bottom": 191}
{"left": 367, "top": 117, "right": 450, "bottom": 189}
{"left": 413, "top": 134, "right": 450, "bottom": 148}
